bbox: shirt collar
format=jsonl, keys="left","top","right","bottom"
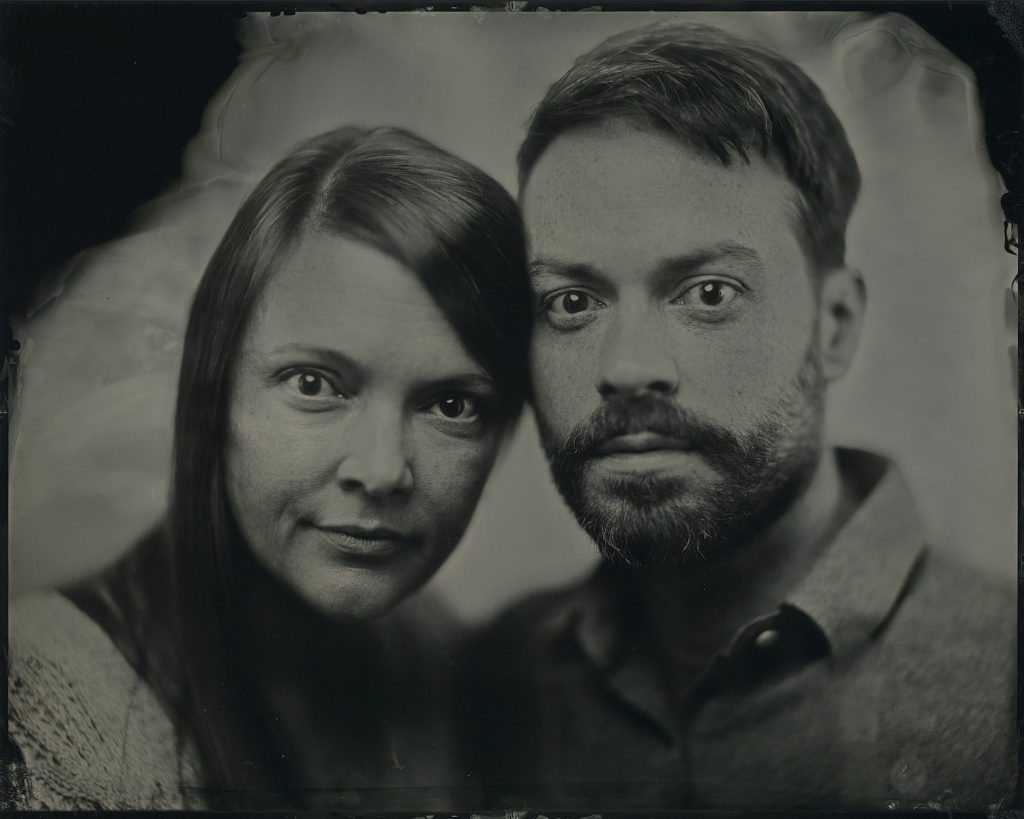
{"left": 783, "top": 449, "right": 927, "bottom": 664}
{"left": 570, "top": 448, "right": 928, "bottom": 672}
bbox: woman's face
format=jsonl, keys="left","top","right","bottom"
{"left": 225, "top": 231, "right": 505, "bottom": 620}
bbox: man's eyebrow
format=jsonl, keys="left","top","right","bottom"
{"left": 528, "top": 257, "right": 606, "bottom": 287}
{"left": 530, "top": 244, "right": 766, "bottom": 288}
{"left": 652, "top": 242, "right": 767, "bottom": 279}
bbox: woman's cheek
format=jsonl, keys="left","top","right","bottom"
{"left": 228, "top": 413, "right": 339, "bottom": 533}
{"left": 415, "top": 434, "right": 499, "bottom": 525}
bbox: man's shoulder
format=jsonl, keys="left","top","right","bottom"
{"left": 467, "top": 576, "right": 593, "bottom": 668}
{"left": 896, "top": 546, "right": 1015, "bottom": 649}
{"left": 870, "top": 548, "right": 1017, "bottom": 807}
{"left": 876, "top": 546, "right": 1015, "bottom": 695}
{"left": 479, "top": 586, "right": 581, "bottom": 646}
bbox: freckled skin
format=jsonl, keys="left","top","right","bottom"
{"left": 523, "top": 120, "right": 849, "bottom": 561}
{"left": 225, "top": 233, "right": 502, "bottom": 621}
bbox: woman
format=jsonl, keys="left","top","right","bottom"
{"left": 7, "top": 126, "right": 532, "bottom": 810}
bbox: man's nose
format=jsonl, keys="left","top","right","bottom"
{"left": 596, "top": 311, "right": 679, "bottom": 399}
{"left": 335, "top": 406, "right": 415, "bottom": 498}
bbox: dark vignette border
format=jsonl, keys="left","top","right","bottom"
{"left": 0, "top": 1, "right": 1019, "bottom": 814}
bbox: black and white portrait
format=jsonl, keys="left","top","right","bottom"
{"left": 4, "top": 5, "right": 1020, "bottom": 813}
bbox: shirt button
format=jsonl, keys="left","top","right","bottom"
{"left": 754, "top": 628, "right": 781, "bottom": 650}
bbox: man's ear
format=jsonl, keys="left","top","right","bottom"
{"left": 817, "top": 266, "right": 866, "bottom": 382}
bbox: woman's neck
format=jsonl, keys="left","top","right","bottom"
{"left": 238, "top": 554, "right": 379, "bottom": 687}
{"left": 236, "top": 554, "right": 389, "bottom": 794}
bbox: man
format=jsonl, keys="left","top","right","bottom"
{"left": 464, "top": 22, "right": 1017, "bottom": 811}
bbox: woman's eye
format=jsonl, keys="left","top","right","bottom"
{"left": 676, "top": 279, "right": 742, "bottom": 308}
{"left": 428, "top": 394, "right": 480, "bottom": 422}
{"left": 284, "top": 371, "right": 340, "bottom": 399}
{"left": 542, "top": 289, "right": 605, "bottom": 327}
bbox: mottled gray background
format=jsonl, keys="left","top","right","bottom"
{"left": 9, "top": 11, "right": 1016, "bottom": 623}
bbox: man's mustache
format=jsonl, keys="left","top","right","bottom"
{"left": 552, "top": 396, "right": 742, "bottom": 462}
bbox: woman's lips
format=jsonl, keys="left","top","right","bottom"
{"left": 310, "top": 523, "right": 418, "bottom": 562}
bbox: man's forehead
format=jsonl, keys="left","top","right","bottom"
{"left": 520, "top": 120, "right": 805, "bottom": 274}
{"left": 521, "top": 120, "right": 797, "bottom": 230}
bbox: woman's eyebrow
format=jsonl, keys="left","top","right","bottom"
{"left": 265, "top": 344, "right": 363, "bottom": 373}
{"left": 417, "top": 372, "right": 497, "bottom": 393}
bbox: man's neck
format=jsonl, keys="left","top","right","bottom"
{"left": 632, "top": 447, "right": 858, "bottom": 667}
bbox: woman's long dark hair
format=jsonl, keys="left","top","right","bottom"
{"left": 161, "top": 126, "right": 531, "bottom": 805}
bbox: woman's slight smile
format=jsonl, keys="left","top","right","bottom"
{"left": 226, "top": 232, "right": 504, "bottom": 621}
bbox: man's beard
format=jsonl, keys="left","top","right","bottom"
{"left": 537, "top": 348, "right": 826, "bottom": 567}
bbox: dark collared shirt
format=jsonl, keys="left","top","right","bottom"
{"left": 462, "top": 451, "right": 1018, "bottom": 810}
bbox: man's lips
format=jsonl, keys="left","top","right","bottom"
{"left": 594, "top": 432, "right": 694, "bottom": 456}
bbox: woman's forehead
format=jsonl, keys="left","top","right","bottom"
{"left": 245, "top": 232, "right": 486, "bottom": 379}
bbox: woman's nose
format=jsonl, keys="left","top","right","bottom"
{"left": 334, "top": 407, "right": 414, "bottom": 498}
{"left": 596, "top": 311, "right": 679, "bottom": 399}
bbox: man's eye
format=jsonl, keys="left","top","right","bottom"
{"left": 547, "top": 290, "right": 599, "bottom": 315}
{"left": 676, "top": 280, "right": 742, "bottom": 308}
{"left": 542, "top": 289, "right": 605, "bottom": 327}
{"left": 427, "top": 394, "right": 481, "bottom": 423}
{"left": 284, "top": 370, "right": 341, "bottom": 399}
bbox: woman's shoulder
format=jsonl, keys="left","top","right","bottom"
{"left": 8, "top": 591, "right": 195, "bottom": 810}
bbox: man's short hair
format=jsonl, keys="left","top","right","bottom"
{"left": 518, "top": 22, "right": 861, "bottom": 273}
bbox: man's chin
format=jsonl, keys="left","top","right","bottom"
{"left": 582, "top": 460, "right": 700, "bottom": 505}
{"left": 572, "top": 487, "right": 719, "bottom": 567}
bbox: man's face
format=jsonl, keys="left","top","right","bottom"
{"left": 523, "top": 120, "right": 829, "bottom": 566}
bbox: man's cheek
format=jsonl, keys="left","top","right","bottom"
{"left": 533, "top": 353, "right": 594, "bottom": 418}
{"left": 533, "top": 385, "right": 584, "bottom": 439}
